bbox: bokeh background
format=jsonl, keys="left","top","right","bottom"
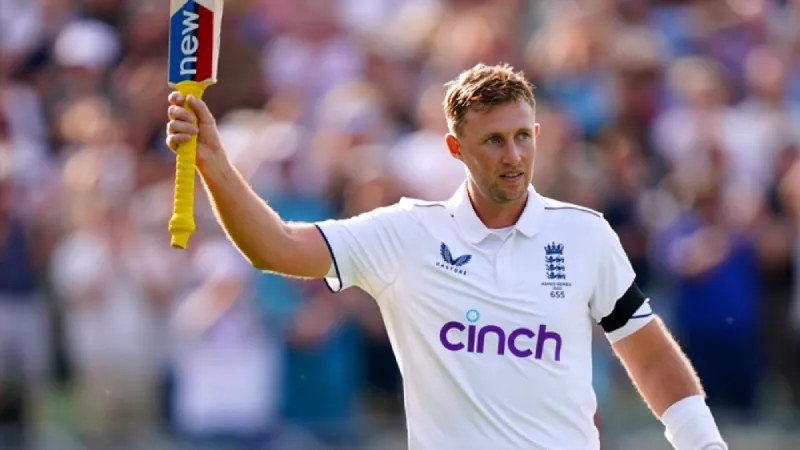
{"left": 2, "top": 0, "right": 800, "bottom": 448}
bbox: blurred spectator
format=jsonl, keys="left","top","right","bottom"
{"left": 778, "top": 149, "right": 800, "bottom": 410}
{"left": 656, "top": 174, "right": 763, "bottom": 423}
{"left": 254, "top": 188, "right": 371, "bottom": 449}
{"left": 388, "top": 81, "right": 466, "bottom": 201}
{"left": 169, "top": 237, "right": 280, "bottom": 449}
{"left": 0, "top": 118, "right": 50, "bottom": 449}
{"left": 49, "top": 199, "right": 173, "bottom": 449}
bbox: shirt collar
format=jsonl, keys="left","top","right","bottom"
{"left": 445, "top": 182, "right": 545, "bottom": 244}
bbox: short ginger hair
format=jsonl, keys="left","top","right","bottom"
{"left": 443, "top": 63, "right": 536, "bottom": 136}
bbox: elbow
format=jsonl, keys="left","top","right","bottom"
{"left": 245, "top": 248, "right": 277, "bottom": 272}
{"left": 240, "top": 225, "right": 294, "bottom": 273}
{"left": 226, "top": 242, "right": 273, "bottom": 272}
{"left": 249, "top": 254, "right": 296, "bottom": 275}
{"left": 250, "top": 257, "right": 272, "bottom": 272}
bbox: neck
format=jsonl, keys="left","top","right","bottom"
{"left": 466, "top": 181, "right": 528, "bottom": 229}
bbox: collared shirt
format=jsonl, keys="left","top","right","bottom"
{"left": 315, "top": 183, "right": 652, "bottom": 450}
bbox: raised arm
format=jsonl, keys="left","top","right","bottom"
{"left": 166, "top": 91, "right": 330, "bottom": 278}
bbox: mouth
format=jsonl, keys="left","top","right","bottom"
{"left": 499, "top": 172, "right": 524, "bottom": 182}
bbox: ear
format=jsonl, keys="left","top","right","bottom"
{"left": 446, "top": 133, "right": 463, "bottom": 161}
{"left": 534, "top": 123, "right": 541, "bottom": 138}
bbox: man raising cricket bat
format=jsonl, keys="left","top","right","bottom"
{"left": 165, "top": 63, "right": 727, "bottom": 449}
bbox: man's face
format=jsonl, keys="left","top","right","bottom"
{"left": 446, "top": 99, "right": 539, "bottom": 204}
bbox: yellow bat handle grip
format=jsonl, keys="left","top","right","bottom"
{"left": 169, "top": 80, "right": 207, "bottom": 249}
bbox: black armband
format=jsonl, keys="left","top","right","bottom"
{"left": 599, "top": 282, "right": 647, "bottom": 333}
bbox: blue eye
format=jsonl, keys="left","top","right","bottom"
{"left": 486, "top": 136, "right": 502, "bottom": 145}
{"left": 518, "top": 132, "right": 531, "bottom": 140}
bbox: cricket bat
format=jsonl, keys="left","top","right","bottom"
{"left": 167, "top": 0, "right": 224, "bottom": 249}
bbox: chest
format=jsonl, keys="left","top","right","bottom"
{"left": 397, "top": 229, "right": 599, "bottom": 327}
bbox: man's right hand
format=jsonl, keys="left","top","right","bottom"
{"left": 166, "top": 91, "right": 225, "bottom": 173}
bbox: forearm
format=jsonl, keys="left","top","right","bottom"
{"left": 622, "top": 321, "right": 703, "bottom": 417}
{"left": 198, "top": 158, "right": 291, "bottom": 271}
{"left": 614, "top": 318, "right": 726, "bottom": 449}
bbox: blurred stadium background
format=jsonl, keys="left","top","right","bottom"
{"left": 2, "top": 0, "right": 800, "bottom": 448}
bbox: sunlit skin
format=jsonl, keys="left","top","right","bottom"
{"left": 445, "top": 99, "right": 540, "bottom": 229}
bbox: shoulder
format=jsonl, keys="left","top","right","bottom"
{"left": 345, "top": 197, "right": 448, "bottom": 225}
{"left": 541, "top": 197, "right": 604, "bottom": 219}
{"left": 394, "top": 197, "right": 453, "bottom": 217}
{"left": 399, "top": 197, "right": 449, "bottom": 209}
{"left": 540, "top": 197, "right": 616, "bottom": 241}
{"left": 396, "top": 197, "right": 454, "bottom": 224}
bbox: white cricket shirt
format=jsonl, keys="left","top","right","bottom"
{"left": 315, "top": 182, "right": 653, "bottom": 450}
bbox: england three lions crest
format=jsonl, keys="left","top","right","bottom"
{"left": 542, "top": 242, "right": 571, "bottom": 293}
{"left": 544, "top": 242, "right": 566, "bottom": 279}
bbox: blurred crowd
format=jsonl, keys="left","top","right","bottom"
{"left": 3, "top": 0, "right": 800, "bottom": 448}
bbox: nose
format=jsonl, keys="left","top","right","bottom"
{"left": 501, "top": 141, "right": 522, "bottom": 165}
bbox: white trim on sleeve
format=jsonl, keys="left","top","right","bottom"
{"left": 314, "top": 224, "right": 346, "bottom": 293}
{"left": 606, "top": 299, "right": 655, "bottom": 344}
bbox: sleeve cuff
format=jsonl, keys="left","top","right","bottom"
{"left": 606, "top": 299, "right": 655, "bottom": 344}
{"left": 314, "top": 223, "right": 346, "bottom": 293}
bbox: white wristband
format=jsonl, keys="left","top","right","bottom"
{"left": 661, "top": 395, "right": 727, "bottom": 450}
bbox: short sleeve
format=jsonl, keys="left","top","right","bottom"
{"left": 590, "top": 219, "right": 654, "bottom": 342}
{"left": 590, "top": 219, "right": 636, "bottom": 320}
{"left": 314, "top": 202, "right": 410, "bottom": 298}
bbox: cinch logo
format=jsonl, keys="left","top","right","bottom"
{"left": 439, "top": 310, "right": 563, "bottom": 361}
